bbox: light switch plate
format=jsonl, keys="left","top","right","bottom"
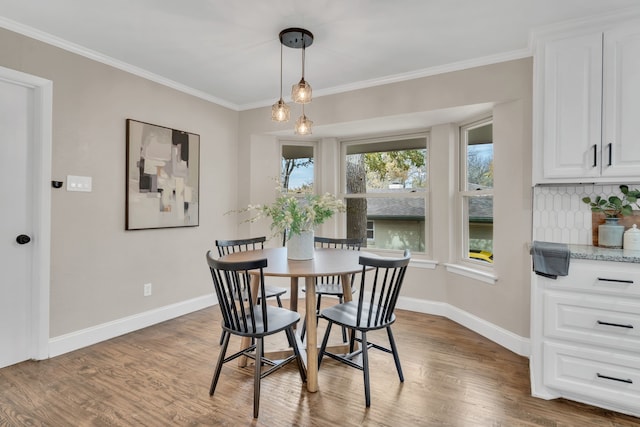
{"left": 66, "top": 175, "right": 92, "bottom": 192}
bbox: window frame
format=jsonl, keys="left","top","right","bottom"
{"left": 280, "top": 140, "right": 317, "bottom": 193}
{"left": 339, "top": 132, "right": 430, "bottom": 256}
{"left": 457, "top": 117, "right": 494, "bottom": 268}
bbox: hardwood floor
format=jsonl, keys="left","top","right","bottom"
{"left": 1, "top": 302, "right": 638, "bottom": 426}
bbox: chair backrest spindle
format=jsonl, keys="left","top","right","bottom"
{"left": 206, "top": 252, "right": 269, "bottom": 335}
{"left": 314, "top": 237, "right": 364, "bottom": 285}
{"left": 355, "top": 249, "right": 410, "bottom": 328}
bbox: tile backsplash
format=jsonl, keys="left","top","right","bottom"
{"left": 532, "top": 184, "right": 625, "bottom": 244}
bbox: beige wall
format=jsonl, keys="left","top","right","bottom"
{"left": 0, "top": 25, "right": 533, "bottom": 344}
{"left": 238, "top": 59, "right": 533, "bottom": 338}
{"left": 0, "top": 28, "right": 239, "bottom": 337}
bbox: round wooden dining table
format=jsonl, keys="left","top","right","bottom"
{"left": 219, "top": 246, "right": 375, "bottom": 393}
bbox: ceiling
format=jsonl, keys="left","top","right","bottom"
{"left": 0, "top": 0, "right": 638, "bottom": 112}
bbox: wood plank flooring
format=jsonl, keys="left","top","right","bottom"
{"left": 1, "top": 302, "right": 639, "bottom": 426}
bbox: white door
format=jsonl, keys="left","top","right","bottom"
{"left": 0, "top": 66, "right": 51, "bottom": 367}
{"left": 0, "top": 78, "right": 34, "bottom": 368}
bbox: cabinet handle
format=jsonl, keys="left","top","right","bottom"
{"left": 597, "top": 373, "right": 633, "bottom": 384}
{"left": 597, "top": 320, "right": 634, "bottom": 329}
{"left": 592, "top": 144, "right": 597, "bottom": 167}
{"left": 607, "top": 143, "right": 613, "bottom": 166}
{"left": 597, "top": 277, "right": 634, "bottom": 284}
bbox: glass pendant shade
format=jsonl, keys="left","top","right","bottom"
{"left": 294, "top": 114, "right": 313, "bottom": 135}
{"left": 271, "top": 98, "right": 290, "bottom": 122}
{"left": 291, "top": 78, "right": 312, "bottom": 104}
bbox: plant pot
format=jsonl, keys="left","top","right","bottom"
{"left": 598, "top": 217, "right": 624, "bottom": 249}
{"left": 287, "top": 230, "right": 314, "bottom": 260}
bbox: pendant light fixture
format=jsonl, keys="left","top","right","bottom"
{"left": 271, "top": 43, "right": 290, "bottom": 122}
{"left": 275, "top": 28, "right": 314, "bottom": 134}
{"left": 295, "top": 103, "right": 313, "bottom": 135}
{"left": 291, "top": 39, "right": 312, "bottom": 104}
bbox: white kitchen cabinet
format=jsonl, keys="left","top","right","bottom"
{"left": 533, "top": 20, "right": 640, "bottom": 184}
{"left": 530, "top": 259, "right": 640, "bottom": 417}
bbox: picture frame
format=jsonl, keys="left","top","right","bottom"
{"left": 125, "top": 119, "right": 200, "bottom": 230}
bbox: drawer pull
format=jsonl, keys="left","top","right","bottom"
{"left": 597, "top": 320, "right": 634, "bottom": 329}
{"left": 597, "top": 277, "right": 634, "bottom": 284}
{"left": 597, "top": 373, "right": 633, "bottom": 384}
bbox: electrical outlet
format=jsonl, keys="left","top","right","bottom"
{"left": 143, "top": 283, "right": 152, "bottom": 296}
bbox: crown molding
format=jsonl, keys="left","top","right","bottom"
{"left": 530, "top": 5, "right": 640, "bottom": 43}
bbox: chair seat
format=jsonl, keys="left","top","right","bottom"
{"left": 265, "top": 286, "right": 287, "bottom": 298}
{"left": 320, "top": 301, "right": 395, "bottom": 331}
{"left": 225, "top": 305, "right": 300, "bottom": 338}
{"left": 303, "top": 282, "right": 352, "bottom": 296}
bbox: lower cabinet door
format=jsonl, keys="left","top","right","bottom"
{"left": 543, "top": 341, "right": 640, "bottom": 413}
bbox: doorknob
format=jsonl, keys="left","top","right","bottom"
{"left": 16, "top": 234, "right": 31, "bottom": 245}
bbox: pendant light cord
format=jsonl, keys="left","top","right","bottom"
{"left": 279, "top": 43, "right": 284, "bottom": 98}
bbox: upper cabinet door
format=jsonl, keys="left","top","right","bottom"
{"left": 542, "top": 33, "right": 603, "bottom": 180}
{"left": 602, "top": 22, "right": 640, "bottom": 178}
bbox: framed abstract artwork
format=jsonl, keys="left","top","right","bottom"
{"left": 126, "top": 119, "right": 200, "bottom": 230}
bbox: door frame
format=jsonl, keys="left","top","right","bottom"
{"left": 1, "top": 65, "right": 52, "bottom": 361}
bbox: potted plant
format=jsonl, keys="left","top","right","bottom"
{"left": 582, "top": 185, "right": 640, "bottom": 248}
{"left": 239, "top": 185, "right": 345, "bottom": 259}
{"left": 581, "top": 185, "right": 639, "bottom": 216}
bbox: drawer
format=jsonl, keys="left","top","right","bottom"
{"left": 539, "top": 259, "right": 640, "bottom": 297}
{"left": 544, "top": 291, "right": 640, "bottom": 352}
{"left": 543, "top": 341, "right": 640, "bottom": 413}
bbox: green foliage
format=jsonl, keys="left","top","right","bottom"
{"left": 240, "top": 185, "right": 345, "bottom": 238}
{"left": 581, "top": 184, "right": 640, "bottom": 217}
{"left": 363, "top": 149, "right": 426, "bottom": 189}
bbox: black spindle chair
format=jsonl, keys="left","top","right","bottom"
{"left": 318, "top": 250, "right": 411, "bottom": 407}
{"left": 300, "top": 236, "right": 364, "bottom": 342}
{"left": 215, "top": 237, "right": 287, "bottom": 344}
{"left": 206, "top": 251, "right": 306, "bottom": 418}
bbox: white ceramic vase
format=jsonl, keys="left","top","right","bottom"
{"left": 287, "top": 230, "right": 315, "bottom": 260}
{"left": 598, "top": 217, "right": 624, "bottom": 249}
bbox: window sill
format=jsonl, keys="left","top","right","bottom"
{"left": 444, "top": 263, "right": 497, "bottom": 285}
{"left": 361, "top": 249, "right": 437, "bottom": 269}
{"left": 409, "top": 258, "right": 438, "bottom": 270}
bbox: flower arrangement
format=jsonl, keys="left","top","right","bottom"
{"left": 581, "top": 184, "right": 640, "bottom": 218}
{"left": 242, "top": 187, "right": 345, "bottom": 239}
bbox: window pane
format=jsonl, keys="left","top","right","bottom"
{"left": 346, "top": 197, "right": 425, "bottom": 252}
{"left": 282, "top": 144, "right": 313, "bottom": 192}
{"left": 466, "top": 123, "right": 493, "bottom": 190}
{"left": 345, "top": 141, "right": 427, "bottom": 194}
{"left": 467, "top": 195, "right": 493, "bottom": 260}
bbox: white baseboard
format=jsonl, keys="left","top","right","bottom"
{"left": 48, "top": 294, "right": 216, "bottom": 358}
{"left": 47, "top": 293, "right": 529, "bottom": 360}
{"left": 396, "top": 296, "right": 531, "bottom": 357}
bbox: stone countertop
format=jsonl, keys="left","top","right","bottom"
{"left": 568, "top": 244, "right": 640, "bottom": 264}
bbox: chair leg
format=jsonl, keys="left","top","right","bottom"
{"left": 349, "top": 328, "right": 357, "bottom": 353}
{"left": 386, "top": 326, "right": 404, "bottom": 382}
{"left": 318, "top": 320, "right": 333, "bottom": 368}
{"left": 219, "top": 330, "right": 227, "bottom": 346}
{"left": 210, "top": 330, "right": 231, "bottom": 396}
{"left": 361, "top": 331, "right": 371, "bottom": 407}
{"left": 253, "top": 337, "right": 263, "bottom": 418}
{"left": 285, "top": 327, "right": 307, "bottom": 383}
{"left": 336, "top": 295, "right": 347, "bottom": 343}
{"left": 300, "top": 314, "right": 307, "bottom": 341}
{"left": 276, "top": 295, "right": 283, "bottom": 307}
